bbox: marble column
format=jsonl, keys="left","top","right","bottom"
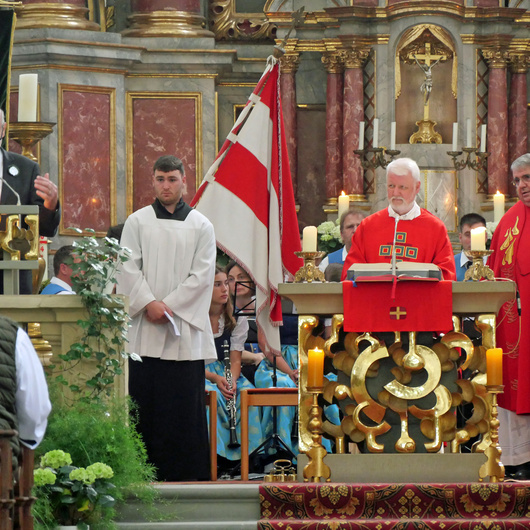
{"left": 342, "top": 47, "right": 370, "bottom": 200}
{"left": 482, "top": 48, "right": 509, "bottom": 196}
{"left": 322, "top": 52, "right": 345, "bottom": 201}
{"left": 280, "top": 53, "right": 301, "bottom": 199}
{"left": 507, "top": 52, "right": 529, "bottom": 197}
{"left": 15, "top": 0, "right": 99, "bottom": 31}
{"left": 123, "top": 0, "right": 213, "bottom": 37}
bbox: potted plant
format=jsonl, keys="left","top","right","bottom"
{"left": 317, "top": 219, "right": 342, "bottom": 254}
{"left": 33, "top": 450, "right": 116, "bottom": 529}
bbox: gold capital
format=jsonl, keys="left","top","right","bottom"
{"left": 482, "top": 48, "right": 509, "bottom": 69}
{"left": 507, "top": 52, "right": 529, "bottom": 74}
{"left": 280, "top": 53, "right": 301, "bottom": 74}
{"left": 321, "top": 52, "right": 345, "bottom": 74}
{"left": 341, "top": 48, "right": 371, "bottom": 69}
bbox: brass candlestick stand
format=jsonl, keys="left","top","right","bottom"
{"left": 479, "top": 385, "right": 505, "bottom": 483}
{"left": 8, "top": 122, "right": 55, "bottom": 162}
{"left": 464, "top": 250, "right": 494, "bottom": 281}
{"left": 294, "top": 251, "right": 326, "bottom": 283}
{"left": 353, "top": 147, "right": 401, "bottom": 170}
{"left": 447, "top": 148, "right": 489, "bottom": 172}
{"left": 303, "top": 387, "right": 331, "bottom": 482}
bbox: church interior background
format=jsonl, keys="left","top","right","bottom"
{"left": 4, "top": 0, "right": 530, "bottom": 252}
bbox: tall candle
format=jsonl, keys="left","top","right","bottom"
{"left": 373, "top": 118, "right": 379, "bottom": 148}
{"left": 307, "top": 347, "right": 324, "bottom": 388}
{"left": 470, "top": 226, "right": 487, "bottom": 251}
{"left": 486, "top": 348, "right": 503, "bottom": 386}
{"left": 390, "top": 121, "right": 396, "bottom": 150}
{"left": 493, "top": 191, "right": 504, "bottom": 224}
{"left": 466, "top": 118, "right": 472, "bottom": 148}
{"left": 302, "top": 226, "right": 317, "bottom": 252}
{"left": 358, "top": 121, "right": 365, "bottom": 150}
{"left": 338, "top": 191, "right": 349, "bottom": 220}
{"left": 452, "top": 122, "right": 458, "bottom": 152}
{"left": 480, "top": 124, "right": 487, "bottom": 153}
{"left": 18, "top": 74, "right": 38, "bottom": 122}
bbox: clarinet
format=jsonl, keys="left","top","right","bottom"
{"left": 223, "top": 339, "right": 240, "bottom": 449}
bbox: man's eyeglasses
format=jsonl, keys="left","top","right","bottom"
{"left": 513, "top": 174, "right": 530, "bottom": 187}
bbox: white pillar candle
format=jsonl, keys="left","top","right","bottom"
{"left": 470, "top": 226, "right": 487, "bottom": 251}
{"left": 358, "top": 121, "right": 365, "bottom": 150}
{"left": 302, "top": 226, "right": 318, "bottom": 252}
{"left": 493, "top": 191, "right": 505, "bottom": 224}
{"left": 452, "top": 122, "right": 458, "bottom": 152}
{"left": 373, "top": 118, "right": 379, "bottom": 148}
{"left": 466, "top": 118, "right": 472, "bottom": 148}
{"left": 480, "top": 124, "right": 487, "bottom": 153}
{"left": 338, "top": 191, "right": 349, "bottom": 220}
{"left": 390, "top": 121, "right": 396, "bottom": 150}
{"left": 18, "top": 74, "right": 38, "bottom": 122}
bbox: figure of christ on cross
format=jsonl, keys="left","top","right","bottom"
{"left": 413, "top": 42, "right": 447, "bottom": 107}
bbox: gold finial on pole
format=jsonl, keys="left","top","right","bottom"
{"left": 273, "top": 6, "right": 305, "bottom": 58}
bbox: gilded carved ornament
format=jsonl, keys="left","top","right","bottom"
{"left": 507, "top": 52, "right": 529, "bottom": 73}
{"left": 482, "top": 48, "right": 509, "bottom": 68}
{"left": 209, "top": 0, "right": 276, "bottom": 41}
{"left": 280, "top": 53, "right": 301, "bottom": 74}
{"left": 395, "top": 24, "right": 457, "bottom": 100}
{"left": 341, "top": 48, "right": 370, "bottom": 69}
{"left": 321, "top": 52, "right": 345, "bottom": 74}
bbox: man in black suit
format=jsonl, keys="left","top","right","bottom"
{"left": 0, "top": 108, "right": 61, "bottom": 293}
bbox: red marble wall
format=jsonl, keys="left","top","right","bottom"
{"left": 60, "top": 87, "right": 114, "bottom": 235}
{"left": 130, "top": 95, "right": 199, "bottom": 212}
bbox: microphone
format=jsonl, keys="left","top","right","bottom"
{"left": 1, "top": 177, "right": 21, "bottom": 206}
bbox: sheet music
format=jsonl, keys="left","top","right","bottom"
{"left": 164, "top": 311, "right": 180, "bottom": 336}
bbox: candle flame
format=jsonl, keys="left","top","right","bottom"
{"left": 340, "top": 191, "right": 346, "bottom": 196}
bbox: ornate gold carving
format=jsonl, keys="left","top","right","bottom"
{"left": 341, "top": 48, "right": 370, "bottom": 69}
{"left": 321, "top": 52, "right": 345, "bottom": 74}
{"left": 28, "top": 322, "right": 53, "bottom": 367}
{"left": 507, "top": 52, "right": 529, "bottom": 73}
{"left": 409, "top": 119, "right": 442, "bottom": 144}
{"left": 482, "top": 48, "right": 509, "bottom": 68}
{"left": 14, "top": 4, "right": 99, "bottom": 31}
{"left": 280, "top": 53, "right": 301, "bottom": 74}
{"left": 209, "top": 0, "right": 276, "bottom": 41}
{"left": 122, "top": 11, "right": 213, "bottom": 38}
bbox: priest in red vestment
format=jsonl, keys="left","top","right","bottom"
{"left": 489, "top": 153, "right": 530, "bottom": 480}
{"left": 341, "top": 157, "right": 456, "bottom": 281}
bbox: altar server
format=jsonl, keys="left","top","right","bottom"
{"left": 117, "top": 155, "right": 217, "bottom": 482}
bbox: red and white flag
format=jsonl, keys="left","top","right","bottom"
{"left": 191, "top": 56, "right": 302, "bottom": 355}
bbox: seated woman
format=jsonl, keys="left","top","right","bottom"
{"left": 205, "top": 267, "right": 263, "bottom": 474}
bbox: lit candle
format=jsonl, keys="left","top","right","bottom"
{"left": 302, "top": 226, "right": 317, "bottom": 252}
{"left": 338, "top": 191, "right": 349, "bottom": 220}
{"left": 373, "top": 118, "right": 379, "bottom": 148}
{"left": 358, "top": 121, "right": 365, "bottom": 150}
{"left": 493, "top": 191, "right": 505, "bottom": 224}
{"left": 452, "top": 122, "right": 458, "bottom": 152}
{"left": 470, "top": 226, "right": 487, "bottom": 251}
{"left": 486, "top": 348, "right": 503, "bottom": 386}
{"left": 390, "top": 121, "right": 396, "bottom": 150}
{"left": 18, "top": 73, "right": 38, "bottom": 122}
{"left": 466, "top": 118, "right": 472, "bottom": 148}
{"left": 480, "top": 124, "right": 487, "bottom": 153}
{"left": 307, "top": 347, "right": 324, "bottom": 388}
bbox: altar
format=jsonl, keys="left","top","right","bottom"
{"left": 279, "top": 280, "right": 516, "bottom": 484}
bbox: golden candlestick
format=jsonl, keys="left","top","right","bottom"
{"left": 447, "top": 147, "right": 489, "bottom": 172}
{"left": 8, "top": 122, "right": 55, "bottom": 162}
{"left": 294, "top": 251, "right": 326, "bottom": 283}
{"left": 353, "top": 147, "right": 401, "bottom": 170}
{"left": 464, "top": 250, "right": 494, "bottom": 281}
{"left": 303, "top": 387, "right": 331, "bottom": 482}
{"left": 479, "top": 384, "right": 505, "bottom": 483}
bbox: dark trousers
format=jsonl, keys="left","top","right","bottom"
{"left": 129, "top": 357, "right": 210, "bottom": 481}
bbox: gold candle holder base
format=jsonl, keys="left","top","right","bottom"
{"left": 303, "top": 387, "right": 331, "bottom": 483}
{"left": 479, "top": 384, "right": 505, "bottom": 483}
{"left": 9, "top": 122, "right": 56, "bottom": 162}
{"left": 464, "top": 250, "right": 494, "bottom": 281}
{"left": 294, "top": 251, "right": 326, "bottom": 283}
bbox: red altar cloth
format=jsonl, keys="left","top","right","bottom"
{"left": 342, "top": 280, "right": 453, "bottom": 333}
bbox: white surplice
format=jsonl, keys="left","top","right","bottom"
{"left": 117, "top": 205, "right": 217, "bottom": 363}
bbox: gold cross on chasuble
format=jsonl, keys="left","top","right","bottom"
{"left": 390, "top": 306, "right": 407, "bottom": 320}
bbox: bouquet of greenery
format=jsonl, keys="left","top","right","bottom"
{"left": 317, "top": 219, "right": 342, "bottom": 254}
{"left": 33, "top": 450, "right": 116, "bottom": 528}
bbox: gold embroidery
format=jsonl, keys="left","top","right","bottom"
{"left": 499, "top": 217, "right": 519, "bottom": 266}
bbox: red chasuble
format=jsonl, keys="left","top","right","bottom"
{"left": 488, "top": 201, "right": 530, "bottom": 414}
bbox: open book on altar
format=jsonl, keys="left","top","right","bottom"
{"left": 346, "top": 262, "right": 442, "bottom": 282}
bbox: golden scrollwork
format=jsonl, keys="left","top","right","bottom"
{"left": 482, "top": 48, "right": 510, "bottom": 69}
{"left": 209, "top": 0, "right": 276, "bottom": 41}
{"left": 341, "top": 48, "right": 371, "bottom": 69}
{"left": 0, "top": 214, "right": 39, "bottom": 261}
{"left": 507, "top": 51, "right": 529, "bottom": 73}
{"left": 321, "top": 52, "right": 345, "bottom": 74}
{"left": 280, "top": 53, "right": 301, "bottom": 74}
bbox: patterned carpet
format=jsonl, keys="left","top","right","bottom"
{"left": 259, "top": 482, "right": 530, "bottom": 529}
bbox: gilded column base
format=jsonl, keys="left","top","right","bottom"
{"left": 122, "top": 11, "right": 214, "bottom": 38}
{"left": 15, "top": 4, "right": 100, "bottom": 31}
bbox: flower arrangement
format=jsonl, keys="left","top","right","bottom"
{"left": 317, "top": 219, "right": 342, "bottom": 254}
{"left": 33, "top": 450, "right": 116, "bottom": 528}
{"left": 486, "top": 221, "right": 498, "bottom": 246}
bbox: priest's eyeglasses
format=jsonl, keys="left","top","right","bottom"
{"left": 513, "top": 174, "right": 530, "bottom": 187}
